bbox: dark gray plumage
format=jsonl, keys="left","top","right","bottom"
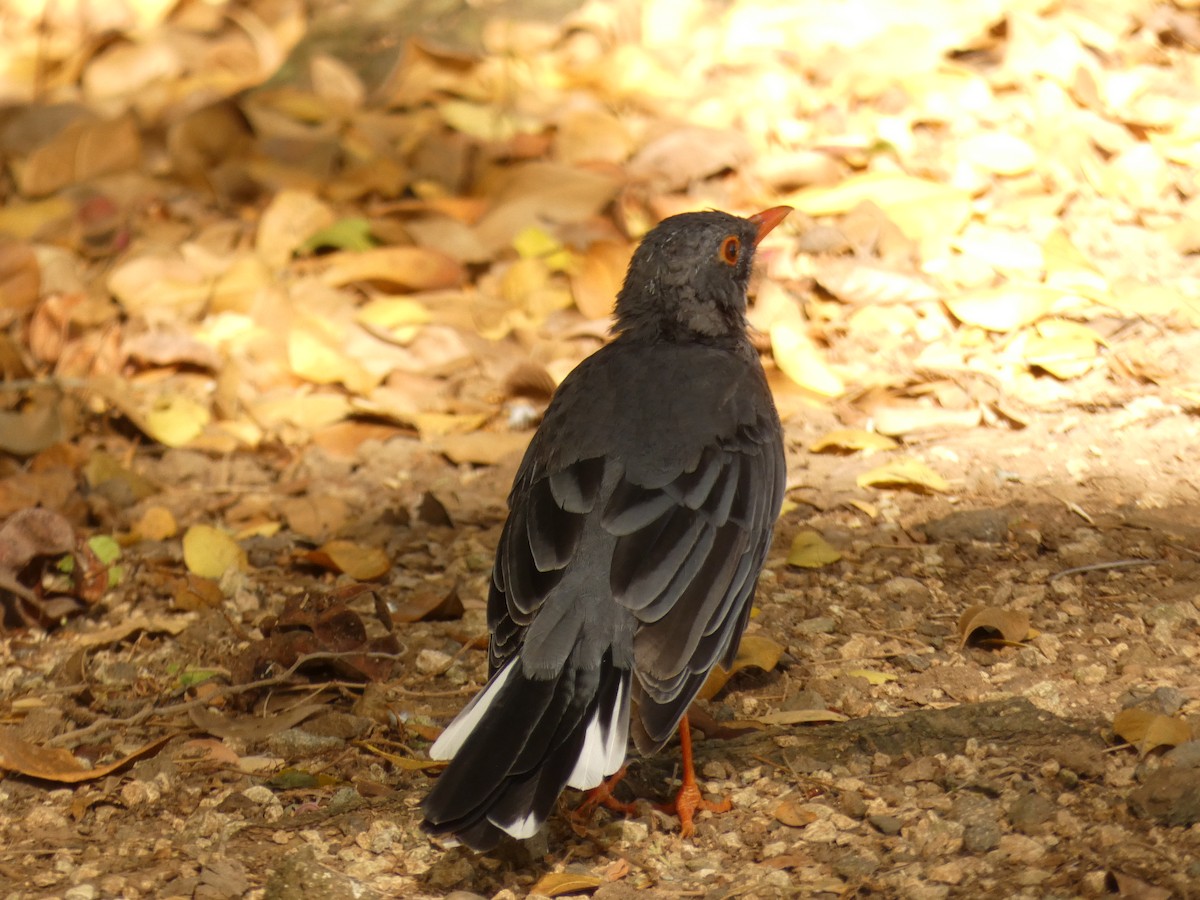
{"left": 421, "top": 207, "right": 790, "bottom": 850}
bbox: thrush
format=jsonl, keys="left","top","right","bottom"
{"left": 420, "top": 206, "right": 791, "bottom": 850}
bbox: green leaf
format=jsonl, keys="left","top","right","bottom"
{"left": 298, "top": 217, "right": 376, "bottom": 254}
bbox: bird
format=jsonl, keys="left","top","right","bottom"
{"left": 420, "top": 205, "right": 791, "bottom": 851}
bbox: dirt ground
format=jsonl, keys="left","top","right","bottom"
{"left": 3, "top": 0, "right": 1200, "bottom": 898}
{"left": 3, "top": 369, "right": 1200, "bottom": 900}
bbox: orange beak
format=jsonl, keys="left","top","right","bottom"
{"left": 749, "top": 206, "right": 792, "bottom": 245}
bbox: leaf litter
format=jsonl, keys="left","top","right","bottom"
{"left": 1, "top": 0, "right": 1200, "bottom": 897}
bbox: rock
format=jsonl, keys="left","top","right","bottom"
{"left": 1129, "top": 769, "right": 1200, "bottom": 825}
{"left": 1007, "top": 792, "right": 1055, "bottom": 834}
{"left": 868, "top": 814, "right": 903, "bottom": 836}
{"left": 920, "top": 508, "right": 1013, "bottom": 543}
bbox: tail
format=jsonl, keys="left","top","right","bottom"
{"left": 420, "top": 652, "right": 630, "bottom": 851}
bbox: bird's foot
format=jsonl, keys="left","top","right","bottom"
{"left": 571, "top": 765, "right": 639, "bottom": 825}
{"left": 658, "top": 781, "right": 732, "bottom": 837}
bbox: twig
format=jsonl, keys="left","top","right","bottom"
{"left": 48, "top": 650, "right": 403, "bottom": 747}
{"left": 1048, "top": 559, "right": 1162, "bottom": 582}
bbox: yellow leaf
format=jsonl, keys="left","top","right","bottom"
{"left": 134, "top": 506, "right": 177, "bottom": 541}
{"left": 698, "top": 634, "right": 784, "bottom": 700}
{"left": 356, "top": 297, "right": 431, "bottom": 344}
{"left": 287, "top": 324, "right": 376, "bottom": 395}
{"left": 1112, "top": 708, "right": 1193, "bottom": 755}
{"left": 755, "top": 709, "right": 848, "bottom": 726}
{"left": 958, "top": 133, "right": 1038, "bottom": 176}
{"left": 770, "top": 322, "right": 844, "bottom": 396}
{"left": 411, "top": 413, "right": 489, "bottom": 439}
{"left": 845, "top": 669, "right": 898, "bottom": 685}
{"left": 529, "top": 873, "right": 604, "bottom": 898}
{"left": 312, "top": 540, "right": 391, "bottom": 580}
{"left": 944, "top": 284, "right": 1060, "bottom": 332}
{"left": 787, "top": 531, "right": 842, "bottom": 568}
{"left": 182, "top": 525, "right": 247, "bottom": 578}
{"left": 846, "top": 499, "right": 878, "bottom": 518}
{"left": 857, "top": 459, "right": 950, "bottom": 493}
{"left": 787, "top": 172, "right": 972, "bottom": 242}
{"left": 809, "top": 428, "right": 898, "bottom": 453}
{"left": 144, "top": 394, "right": 211, "bottom": 448}
{"left": 257, "top": 190, "right": 335, "bottom": 268}
{"left": 1023, "top": 318, "right": 1102, "bottom": 379}
{"left": 319, "top": 247, "right": 464, "bottom": 291}
{"left": 957, "top": 604, "right": 1032, "bottom": 648}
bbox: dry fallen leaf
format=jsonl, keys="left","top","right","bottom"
{"left": 787, "top": 172, "right": 972, "bottom": 242}
{"left": 809, "top": 428, "right": 898, "bottom": 454}
{"left": 754, "top": 709, "right": 849, "bottom": 726}
{"left": 1112, "top": 708, "right": 1193, "bottom": 756}
{"left": 774, "top": 799, "right": 821, "bottom": 828}
{"left": 787, "top": 530, "right": 842, "bottom": 568}
{"left": 857, "top": 459, "right": 950, "bottom": 493}
{"left": 944, "top": 284, "right": 1061, "bottom": 332}
{"left": 307, "top": 540, "right": 391, "bottom": 580}
{"left": 770, "top": 322, "right": 844, "bottom": 396}
{"left": 0, "top": 730, "right": 171, "bottom": 783}
{"left": 528, "top": 872, "right": 604, "bottom": 898}
{"left": 182, "top": 524, "right": 248, "bottom": 579}
{"left": 698, "top": 634, "right": 784, "bottom": 700}
{"left": 957, "top": 604, "right": 1033, "bottom": 648}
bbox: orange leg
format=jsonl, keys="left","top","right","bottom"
{"left": 657, "top": 713, "right": 732, "bottom": 837}
{"left": 571, "top": 764, "right": 639, "bottom": 824}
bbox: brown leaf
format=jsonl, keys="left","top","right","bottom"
{"left": 0, "top": 239, "right": 40, "bottom": 319}
{"left": 14, "top": 115, "right": 141, "bottom": 197}
{"left": 569, "top": 240, "right": 631, "bottom": 320}
{"left": 188, "top": 704, "right": 326, "bottom": 742}
{"left": 318, "top": 247, "right": 464, "bottom": 292}
{"left": 0, "top": 388, "right": 70, "bottom": 456}
{"left": 1113, "top": 708, "right": 1193, "bottom": 755}
{"left": 957, "top": 605, "right": 1032, "bottom": 648}
{"left": 307, "top": 541, "right": 391, "bottom": 580}
{"left": 698, "top": 634, "right": 784, "bottom": 700}
{"left": 774, "top": 799, "right": 820, "bottom": 827}
{"left": 434, "top": 430, "right": 532, "bottom": 466}
{"left": 0, "top": 729, "right": 171, "bottom": 783}
{"left": 528, "top": 872, "right": 603, "bottom": 898}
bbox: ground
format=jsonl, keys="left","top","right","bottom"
{"left": 1, "top": 0, "right": 1200, "bottom": 898}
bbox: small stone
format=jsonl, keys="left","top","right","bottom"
{"left": 416, "top": 649, "right": 453, "bottom": 675}
{"left": 878, "top": 576, "right": 930, "bottom": 603}
{"left": 1008, "top": 793, "right": 1055, "bottom": 833}
{"left": 64, "top": 887, "right": 98, "bottom": 900}
{"left": 242, "top": 785, "right": 278, "bottom": 806}
{"left": 833, "top": 852, "right": 878, "bottom": 879}
{"left": 868, "top": 814, "right": 902, "bottom": 836}
{"left": 802, "top": 819, "right": 838, "bottom": 843}
{"left": 840, "top": 790, "right": 867, "bottom": 819}
{"left": 997, "top": 833, "right": 1046, "bottom": 863}
{"left": 1073, "top": 664, "right": 1107, "bottom": 686}
{"left": 962, "top": 820, "right": 1001, "bottom": 853}
{"left": 267, "top": 728, "right": 344, "bottom": 758}
{"left": 614, "top": 818, "right": 648, "bottom": 843}
{"left": 795, "top": 616, "right": 837, "bottom": 635}
{"left": 927, "top": 860, "right": 966, "bottom": 885}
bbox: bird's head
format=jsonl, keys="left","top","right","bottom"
{"left": 613, "top": 206, "right": 791, "bottom": 343}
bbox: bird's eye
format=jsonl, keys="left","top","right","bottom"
{"left": 718, "top": 235, "right": 740, "bottom": 266}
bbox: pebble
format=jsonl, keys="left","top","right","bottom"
{"left": 868, "top": 814, "right": 902, "bottom": 836}
{"left": 267, "top": 728, "right": 345, "bottom": 758}
{"left": 878, "top": 576, "right": 931, "bottom": 603}
{"left": 1008, "top": 792, "right": 1055, "bottom": 833}
{"left": 416, "top": 648, "right": 453, "bottom": 675}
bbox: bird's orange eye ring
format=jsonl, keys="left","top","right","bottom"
{"left": 719, "top": 235, "right": 740, "bottom": 266}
